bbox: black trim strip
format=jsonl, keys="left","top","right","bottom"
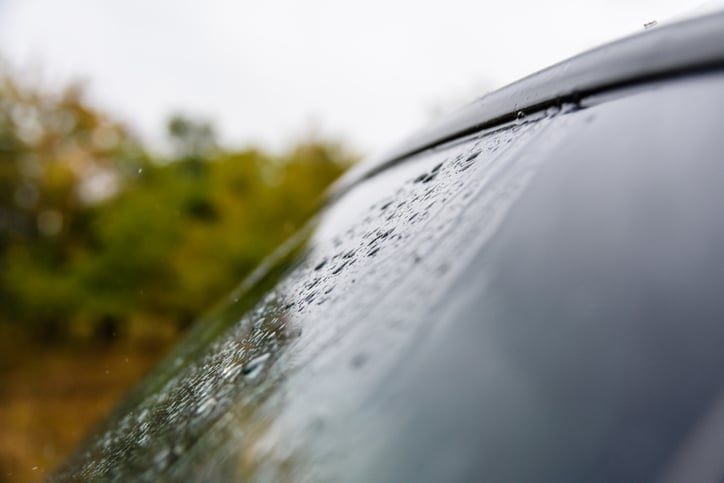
{"left": 334, "top": 10, "right": 724, "bottom": 191}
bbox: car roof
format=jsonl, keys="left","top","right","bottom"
{"left": 333, "top": 8, "right": 724, "bottom": 193}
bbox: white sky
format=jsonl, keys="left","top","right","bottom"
{"left": 0, "top": 0, "right": 702, "bottom": 156}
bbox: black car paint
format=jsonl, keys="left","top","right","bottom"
{"left": 53, "top": 12, "right": 724, "bottom": 483}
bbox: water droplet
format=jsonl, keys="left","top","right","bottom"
{"left": 222, "top": 363, "right": 242, "bottom": 380}
{"left": 379, "top": 200, "right": 393, "bottom": 211}
{"left": 560, "top": 102, "right": 580, "bottom": 114}
{"left": 137, "top": 408, "right": 149, "bottom": 422}
{"left": 421, "top": 172, "right": 437, "bottom": 183}
{"left": 350, "top": 353, "right": 369, "bottom": 369}
{"left": 195, "top": 397, "right": 217, "bottom": 415}
{"left": 545, "top": 105, "right": 561, "bottom": 117}
{"left": 153, "top": 447, "right": 171, "bottom": 470}
{"left": 242, "top": 353, "right": 271, "bottom": 379}
{"left": 309, "top": 417, "right": 325, "bottom": 433}
{"left": 137, "top": 167, "right": 143, "bottom": 174}
{"left": 331, "top": 261, "right": 348, "bottom": 275}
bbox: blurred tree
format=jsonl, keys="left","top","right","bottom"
{"left": 0, "top": 69, "right": 355, "bottom": 483}
{"left": 0, "top": 71, "right": 355, "bottom": 343}
{"left": 0, "top": 72, "right": 151, "bottom": 338}
{"left": 167, "top": 114, "right": 217, "bottom": 161}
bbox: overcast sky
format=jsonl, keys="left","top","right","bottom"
{"left": 0, "top": 0, "right": 702, "bottom": 156}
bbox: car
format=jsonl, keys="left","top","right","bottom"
{"left": 52, "top": 9, "right": 724, "bottom": 482}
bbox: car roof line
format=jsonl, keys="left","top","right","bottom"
{"left": 330, "top": 9, "right": 724, "bottom": 196}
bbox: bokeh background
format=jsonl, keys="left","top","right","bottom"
{"left": 0, "top": 0, "right": 701, "bottom": 480}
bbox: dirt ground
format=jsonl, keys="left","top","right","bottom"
{"left": 0, "top": 339, "right": 172, "bottom": 482}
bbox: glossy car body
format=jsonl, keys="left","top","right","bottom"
{"left": 53, "top": 10, "right": 724, "bottom": 482}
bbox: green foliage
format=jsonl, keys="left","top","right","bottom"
{"left": 167, "top": 114, "right": 217, "bottom": 161}
{"left": 0, "top": 74, "right": 355, "bottom": 342}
